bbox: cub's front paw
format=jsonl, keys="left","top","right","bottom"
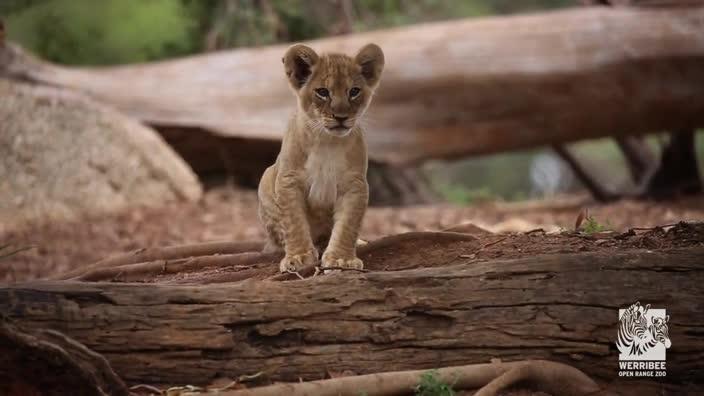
{"left": 321, "top": 251, "right": 364, "bottom": 271}
{"left": 279, "top": 249, "right": 318, "bottom": 273}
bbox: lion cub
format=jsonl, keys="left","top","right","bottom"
{"left": 258, "top": 43, "right": 384, "bottom": 273}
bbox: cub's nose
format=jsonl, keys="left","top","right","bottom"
{"left": 333, "top": 115, "right": 349, "bottom": 124}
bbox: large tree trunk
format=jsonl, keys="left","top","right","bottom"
{"left": 1, "top": 248, "right": 702, "bottom": 392}
{"left": 2, "top": 7, "right": 704, "bottom": 173}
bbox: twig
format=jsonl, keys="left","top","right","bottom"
{"left": 460, "top": 236, "right": 509, "bottom": 259}
{"left": 525, "top": 228, "right": 546, "bottom": 235}
{"left": 128, "top": 384, "right": 162, "bottom": 394}
{"left": 111, "top": 271, "right": 124, "bottom": 282}
{"left": 480, "top": 236, "right": 508, "bottom": 250}
{"left": 269, "top": 264, "right": 317, "bottom": 281}
{"left": 629, "top": 222, "right": 679, "bottom": 231}
{"left": 287, "top": 269, "right": 305, "bottom": 280}
{"left": 238, "top": 371, "right": 266, "bottom": 383}
{"left": 320, "top": 266, "right": 369, "bottom": 273}
{"left": 165, "top": 385, "right": 203, "bottom": 394}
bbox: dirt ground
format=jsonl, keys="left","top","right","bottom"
{"left": 2, "top": 188, "right": 704, "bottom": 283}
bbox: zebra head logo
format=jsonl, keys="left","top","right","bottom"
{"left": 617, "top": 302, "right": 671, "bottom": 360}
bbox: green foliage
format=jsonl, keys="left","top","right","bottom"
{"left": 581, "top": 216, "right": 611, "bottom": 235}
{"left": 426, "top": 149, "right": 545, "bottom": 203}
{"left": 438, "top": 184, "right": 497, "bottom": 205}
{"left": 415, "top": 370, "right": 455, "bottom": 396}
{"left": 6, "top": 0, "right": 197, "bottom": 65}
{"left": 0, "top": 0, "right": 45, "bottom": 14}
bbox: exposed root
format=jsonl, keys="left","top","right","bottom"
{"left": 218, "top": 360, "right": 600, "bottom": 396}
{"left": 0, "top": 320, "right": 129, "bottom": 396}
{"left": 73, "top": 252, "right": 280, "bottom": 282}
{"left": 63, "top": 231, "right": 478, "bottom": 283}
{"left": 472, "top": 360, "right": 601, "bottom": 396}
{"left": 54, "top": 240, "right": 266, "bottom": 280}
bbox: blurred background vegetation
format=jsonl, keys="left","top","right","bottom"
{"left": 2, "top": 0, "right": 702, "bottom": 203}
{"left": 3, "top": 0, "right": 573, "bottom": 65}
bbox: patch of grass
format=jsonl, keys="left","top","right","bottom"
{"left": 581, "top": 216, "right": 611, "bottom": 234}
{"left": 415, "top": 370, "right": 455, "bottom": 396}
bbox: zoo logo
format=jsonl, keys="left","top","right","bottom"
{"left": 617, "top": 301, "right": 671, "bottom": 360}
{"left": 617, "top": 301, "right": 670, "bottom": 378}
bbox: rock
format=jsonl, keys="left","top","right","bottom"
{"left": 0, "top": 79, "right": 202, "bottom": 229}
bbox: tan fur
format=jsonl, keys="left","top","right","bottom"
{"left": 258, "top": 43, "right": 384, "bottom": 272}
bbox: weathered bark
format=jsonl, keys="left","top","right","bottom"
{"left": 2, "top": 7, "right": 704, "bottom": 173}
{"left": 1, "top": 247, "right": 702, "bottom": 390}
{"left": 0, "top": 320, "right": 129, "bottom": 396}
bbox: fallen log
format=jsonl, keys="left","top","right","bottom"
{"left": 2, "top": 7, "right": 704, "bottom": 174}
{"left": 2, "top": 247, "right": 702, "bottom": 392}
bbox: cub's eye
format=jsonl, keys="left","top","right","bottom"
{"left": 315, "top": 88, "right": 330, "bottom": 99}
{"left": 349, "top": 87, "right": 361, "bottom": 98}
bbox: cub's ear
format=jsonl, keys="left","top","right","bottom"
{"left": 283, "top": 44, "right": 318, "bottom": 90}
{"left": 355, "top": 43, "right": 384, "bottom": 88}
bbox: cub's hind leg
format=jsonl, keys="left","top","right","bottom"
{"left": 257, "top": 166, "right": 285, "bottom": 254}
